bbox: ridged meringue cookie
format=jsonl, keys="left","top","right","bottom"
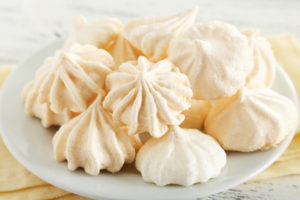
{"left": 53, "top": 95, "right": 139, "bottom": 175}
{"left": 168, "top": 21, "right": 253, "bottom": 100}
{"left": 243, "top": 29, "right": 277, "bottom": 89}
{"left": 64, "top": 16, "right": 123, "bottom": 49}
{"left": 23, "top": 44, "right": 115, "bottom": 121}
{"left": 22, "top": 81, "right": 77, "bottom": 127}
{"left": 123, "top": 7, "right": 198, "bottom": 61}
{"left": 205, "top": 88, "right": 298, "bottom": 152}
{"left": 180, "top": 99, "right": 212, "bottom": 129}
{"left": 103, "top": 56, "right": 193, "bottom": 138}
{"left": 107, "top": 35, "right": 143, "bottom": 66}
{"left": 135, "top": 126, "right": 226, "bottom": 186}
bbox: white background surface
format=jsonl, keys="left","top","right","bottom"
{"left": 0, "top": 0, "right": 300, "bottom": 199}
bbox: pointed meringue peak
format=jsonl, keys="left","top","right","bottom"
{"left": 205, "top": 88, "right": 298, "bottom": 152}
{"left": 52, "top": 95, "right": 139, "bottom": 175}
{"left": 22, "top": 44, "right": 115, "bottom": 124}
{"left": 103, "top": 56, "right": 193, "bottom": 138}
{"left": 123, "top": 7, "right": 199, "bottom": 61}
{"left": 64, "top": 15, "right": 123, "bottom": 49}
{"left": 162, "top": 6, "right": 199, "bottom": 23}
{"left": 22, "top": 81, "right": 78, "bottom": 128}
{"left": 194, "top": 39, "right": 212, "bottom": 53}
{"left": 243, "top": 29, "right": 277, "bottom": 89}
{"left": 107, "top": 34, "right": 143, "bottom": 66}
{"left": 243, "top": 28, "right": 260, "bottom": 39}
{"left": 135, "top": 126, "right": 226, "bottom": 186}
{"left": 168, "top": 21, "right": 253, "bottom": 100}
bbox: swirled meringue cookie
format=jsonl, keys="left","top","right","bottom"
{"left": 22, "top": 81, "right": 78, "bottom": 127}
{"left": 135, "top": 126, "right": 226, "bottom": 186}
{"left": 168, "top": 21, "right": 253, "bottom": 100}
{"left": 205, "top": 88, "right": 298, "bottom": 152}
{"left": 22, "top": 44, "right": 115, "bottom": 126}
{"left": 103, "top": 56, "right": 193, "bottom": 138}
{"left": 123, "top": 7, "right": 198, "bottom": 61}
{"left": 64, "top": 16, "right": 123, "bottom": 49}
{"left": 180, "top": 99, "right": 212, "bottom": 129}
{"left": 243, "top": 29, "right": 277, "bottom": 89}
{"left": 107, "top": 35, "right": 143, "bottom": 66}
{"left": 53, "top": 95, "right": 139, "bottom": 175}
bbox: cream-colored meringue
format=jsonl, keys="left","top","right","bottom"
{"left": 135, "top": 126, "right": 226, "bottom": 186}
{"left": 168, "top": 21, "right": 253, "bottom": 100}
{"left": 243, "top": 29, "right": 277, "bottom": 89}
{"left": 53, "top": 95, "right": 139, "bottom": 175}
{"left": 180, "top": 99, "right": 212, "bottom": 129}
{"left": 22, "top": 81, "right": 77, "bottom": 127}
{"left": 22, "top": 44, "right": 114, "bottom": 126}
{"left": 107, "top": 35, "right": 142, "bottom": 66}
{"left": 103, "top": 56, "right": 193, "bottom": 138}
{"left": 123, "top": 7, "right": 198, "bottom": 61}
{"left": 205, "top": 88, "right": 298, "bottom": 152}
{"left": 64, "top": 16, "right": 123, "bottom": 49}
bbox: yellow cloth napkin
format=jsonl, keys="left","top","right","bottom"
{"left": 0, "top": 67, "right": 89, "bottom": 199}
{"left": 0, "top": 34, "right": 300, "bottom": 199}
{"left": 268, "top": 34, "right": 300, "bottom": 132}
{"left": 251, "top": 34, "right": 300, "bottom": 181}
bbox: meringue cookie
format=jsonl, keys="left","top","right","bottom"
{"left": 123, "top": 7, "right": 198, "bottom": 61}
{"left": 64, "top": 16, "right": 123, "bottom": 49}
{"left": 107, "top": 35, "right": 143, "bottom": 66}
{"left": 243, "top": 29, "right": 277, "bottom": 89}
{"left": 205, "top": 88, "right": 298, "bottom": 152}
{"left": 23, "top": 44, "right": 115, "bottom": 121}
{"left": 53, "top": 95, "right": 139, "bottom": 175}
{"left": 22, "top": 81, "right": 77, "bottom": 127}
{"left": 180, "top": 99, "right": 212, "bottom": 129}
{"left": 103, "top": 56, "right": 193, "bottom": 138}
{"left": 168, "top": 21, "right": 253, "bottom": 100}
{"left": 135, "top": 126, "right": 226, "bottom": 186}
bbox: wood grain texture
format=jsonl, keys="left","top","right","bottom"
{"left": 0, "top": 0, "right": 300, "bottom": 199}
{"left": 0, "top": 0, "right": 300, "bottom": 65}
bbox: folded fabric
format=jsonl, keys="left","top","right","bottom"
{"left": 0, "top": 66, "right": 90, "bottom": 200}
{"left": 254, "top": 158, "right": 300, "bottom": 181}
{"left": 0, "top": 185, "right": 69, "bottom": 200}
{"left": 0, "top": 34, "right": 300, "bottom": 199}
{"left": 268, "top": 34, "right": 300, "bottom": 132}
{"left": 251, "top": 34, "right": 300, "bottom": 180}
{"left": 252, "top": 133, "right": 300, "bottom": 181}
{"left": 277, "top": 134, "right": 300, "bottom": 162}
{"left": 0, "top": 138, "right": 44, "bottom": 192}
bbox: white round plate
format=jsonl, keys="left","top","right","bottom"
{"left": 0, "top": 40, "right": 299, "bottom": 200}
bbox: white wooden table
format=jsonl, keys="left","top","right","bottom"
{"left": 1, "top": 0, "right": 300, "bottom": 199}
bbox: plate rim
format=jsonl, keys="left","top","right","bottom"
{"left": 0, "top": 40, "right": 299, "bottom": 200}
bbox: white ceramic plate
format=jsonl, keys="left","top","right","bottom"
{"left": 0, "top": 40, "right": 298, "bottom": 200}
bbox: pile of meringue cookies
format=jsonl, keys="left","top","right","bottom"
{"left": 22, "top": 7, "right": 298, "bottom": 187}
